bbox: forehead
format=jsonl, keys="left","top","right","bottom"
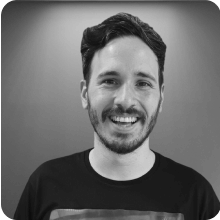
{"left": 90, "top": 36, "right": 159, "bottom": 81}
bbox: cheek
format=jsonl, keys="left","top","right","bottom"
{"left": 141, "top": 94, "right": 161, "bottom": 114}
{"left": 89, "top": 90, "right": 113, "bottom": 113}
{"left": 92, "top": 92, "right": 109, "bottom": 105}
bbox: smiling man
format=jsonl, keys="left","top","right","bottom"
{"left": 81, "top": 35, "right": 163, "bottom": 181}
{"left": 14, "top": 13, "right": 220, "bottom": 220}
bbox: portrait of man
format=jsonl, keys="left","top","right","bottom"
{"left": 1, "top": 1, "right": 220, "bottom": 220}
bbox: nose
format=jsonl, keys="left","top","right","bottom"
{"left": 114, "top": 83, "right": 136, "bottom": 110}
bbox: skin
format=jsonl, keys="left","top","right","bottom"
{"left": 80, "top": 36, "right": 164, "bottom": 181}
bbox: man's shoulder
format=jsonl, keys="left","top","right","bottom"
{"left": 157, "top": 152, "right": 211, "bottom": 188}
{"left": 29, "top": 149, "right": 89, "bottom": 182}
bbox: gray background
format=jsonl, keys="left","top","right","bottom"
{"left": 2, "top": 1, "right": 220, "bottom": 219}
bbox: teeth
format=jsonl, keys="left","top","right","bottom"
{"left": 110, "top": 116, "right": 137, "bottom": 123}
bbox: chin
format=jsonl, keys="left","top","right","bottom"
{"left": 100, "top": 135, "right": 147, "bottom": 155}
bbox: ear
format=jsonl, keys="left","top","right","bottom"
{"left": 80, "top": 80, "right": 88, "bottom": 109}
{"left": 159, "top": 84, "right": 165, "bottom": 113}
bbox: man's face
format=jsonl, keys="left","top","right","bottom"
{"left": 81, "top": 36, "right": 164, "bottom": 154}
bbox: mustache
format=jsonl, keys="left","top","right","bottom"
{"left": 102, "top": 105, "right": 145, "bottom": 122}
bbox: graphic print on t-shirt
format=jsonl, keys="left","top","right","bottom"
{"left": 49, "top": 209, "right": 184, "bottom": 220}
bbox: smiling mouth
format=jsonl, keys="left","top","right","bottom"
{"left": 109, "top": 116, "right": 139, "bottom": 126}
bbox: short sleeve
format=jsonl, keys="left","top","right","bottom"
{"left": 14, "top": 177, "right": 36, "bottom": 220}
{"left": 195, "top": 178, "right": 220, "bottom": 220}
{"left": 204, "top": 184, "right": 220, "bottom": 219}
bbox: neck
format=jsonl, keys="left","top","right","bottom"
{"left": 89, "top": 133, "right": 155, "bottom": 181}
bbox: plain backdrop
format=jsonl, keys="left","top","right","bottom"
{"left": 1, "top": 1, "right": 220, "bottom": 219}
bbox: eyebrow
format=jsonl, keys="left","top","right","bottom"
{"left": 135, "top": 72, "right": 157, "bottom": 83}
{"left": 97, "top": 71, "right": 157, "bottom": 83}
{"left": 97, "top": 71, "right": 119, "bottom": 79}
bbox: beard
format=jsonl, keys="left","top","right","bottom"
{"left": 87, "top": 97, "right": 162, "bottom": 155}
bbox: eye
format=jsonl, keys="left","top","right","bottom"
{"left": 102, "top": 79, "right": 118, "bottom": 85}
{"left": 136, "top": 81, "right": 152, "bottom": 88}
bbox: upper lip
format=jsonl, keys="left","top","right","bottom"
{"left": 109, "top": 114, "right": 139, "bottom": 118}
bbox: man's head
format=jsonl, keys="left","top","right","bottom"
{"left": 80, "top": 13, "right": 166, "bottom": 155}
{"left": 81, "top": 12, "right": 166, "bottom": 90}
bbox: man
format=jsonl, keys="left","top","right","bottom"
{"left": 14, "top": 13, "right": 220, "bottom": 220}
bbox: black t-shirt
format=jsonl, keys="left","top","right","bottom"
{"left": 14, "top": 149, "right": 220, "bottom": 220}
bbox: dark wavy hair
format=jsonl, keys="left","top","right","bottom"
{"left": 81, "top": 12, "right": 166, "bottom": 89}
